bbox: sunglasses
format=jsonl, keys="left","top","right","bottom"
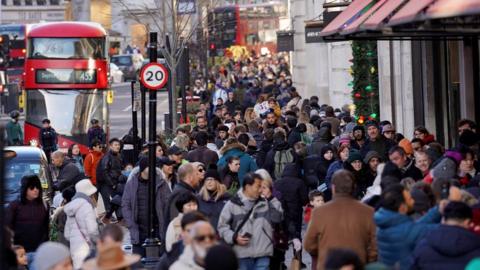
{"left": 194, "top": 234, "right": 216, "bottom": 242}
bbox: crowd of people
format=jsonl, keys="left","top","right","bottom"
{"left": 3, "top": 52, "right": 480, "bottom": 270}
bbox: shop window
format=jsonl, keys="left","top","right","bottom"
{"left": 37, "top": 0, "right": 46, "bottom": 5}
{"left": 25, "top": 0, "right": 33, "bottom": 5}
{"left": 13, "top": 0, "right": 21, "bottom": 5}
{"left": 50, "top": 0, "right": 59, "bottom": 4}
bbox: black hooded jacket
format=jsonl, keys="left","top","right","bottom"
{"left": 6, "top": 175, "right": 49, "bottom": 252}
{"left": 308, "top": 126, "right": 333, "bottom": 155}
{"left": 274, "top": 164, "right": 309, "bottom": 239}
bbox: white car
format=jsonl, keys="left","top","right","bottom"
{"left": 109, "top": 63, "right": 124, "bottom": 83}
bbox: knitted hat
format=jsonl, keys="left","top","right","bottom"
{"left": 205, "top": 244, "right": 238, "bottom": 270}
{"left": 347, "top": 150, "right": 363, "bottom": 164}
{"left": 75, "top": 179, "right": 97, "bottom": 196}
{"left": 217, "top": 125, "right": 229, "bottom": 133}
{"left": 205, "top": 165, "right": 221, "bottom": 181}
{"left": 365, "top": 120, "right": 379, "bottom": 129}
{"left": 353, "top": 125, "right": 365, "bottom": 133}
{"left": 34, "top": 242, "right": 71, "bottom": 270}
{"left": 139, "top": 157, "right": 149, "bottom": 173}
{"left": 157, "top": 157, "right": 176, "bottom": 167}
{"left": 339, "top": 134, "right": 351, "bottom": 145}
{"left": 363, "top": 150, "right": 382, "bottom": 164}
{"left": 398, "top": 138, "right": 414, "bottom": 156}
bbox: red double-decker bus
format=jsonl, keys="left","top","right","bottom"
{"left": 208, "top": 2, "right": 287, "bottom": 56}
{"left": 23, "top": 22, "right": 109, "bottom": 154}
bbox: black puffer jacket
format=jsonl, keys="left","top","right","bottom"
{"left": 97, "top": 150, "right": 123, "bottom": 187}
{"left": 56, "top": 159, "right": 83, "bottom": 192}
{"left": 274, "top": 164, "right": 309, "bottom": 239}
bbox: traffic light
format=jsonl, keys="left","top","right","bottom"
{"left": 0, "top": 35, "right": 10, "bottom": 68}
{"left": 209, "top": 43, "right": 217, "bottom": 57}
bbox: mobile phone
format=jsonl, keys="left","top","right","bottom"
{"left": 441, "top": 183, "right": 450, "bottom": 200}
{"left": 242, "top": 232, "right": 252, "bottom": 239}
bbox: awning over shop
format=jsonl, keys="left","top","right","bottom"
{"left": 388, "top": 0, "right": 435, "bottom": 26}
{"left": 317, "top": 0, "right": 480, "bottom": 41}
{"left": 320, "top": 0, "right": 375, "bottom": 36}
{"left": 425, "top": 0, "right": 480, "bottom": 19}
{"left": 362, "top": 0, "right": 407, "bottom": 29}
{"left": 341, "top": 0, "right": 388, "bottom": 34}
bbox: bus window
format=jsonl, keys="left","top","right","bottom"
{"left": 29, "top": 38, "right": 106, "bottom": 59}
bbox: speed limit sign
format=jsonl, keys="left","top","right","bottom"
{"left": 140, "top": 62, "right": 169, "bottom": 90}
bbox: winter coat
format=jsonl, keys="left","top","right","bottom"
{"left": 165, "top": 214, "right": 183, "bottom": 252}
{"left": 344, "top": 163, "right": 371, "bottom": 199}
{"left": 39, "top": 127, "right": 58, "bottom": 152}
{"left": 308, "top": 127, "right": 333, "bottom": 155}
{"left": 186, "top": 146, "right": 219, "bottom": 169}
{"left": 225, "top": 99, "right": 240, "bottom": 115}
{"left": 256, "top": 139, "right": 273, "bottom": 168}
{"left": 411, "top": 225, "right": 480, "bottom": 270}
{"left": 97, "top": 150, "right": 123, "bottom": 187}
{"left": 287, "top": 127, "right": 302, "bottom": 147}
{"left": 304, "top": 195, "right": 377, "bottom": 269}
{"left": 121, "top": 172, "right": 165, "bottom": 244}
{"left": 6, "top": 200, "right": 49, "bottom": 252}
{"left": 318, "top": 148, "right": 335, "bottom": 185}
{"left": 374, "top": 206, "right": 441, "bottom": 269}
{"left": 274, "top": 164, "right": 309, "bottom": 239}
{"left": 6, "top": 120, "right": 23, "bottom": 145}
{"left": 87, "top": 126, "right": 106, "bottom": 145}
{"left": 323, "top": 116, "right": 341, "bottom": 136}
{"left": 84, "top": 150, "right": 104, "bottom": 185}
{"left": 218, "top": 142, "right": 258, "bottom": 186}
{"left": 325, "top": 160, "right": 345, "bottom": 188}
{"left": 217, "top": 190, "right": 283, "bottom": 259}
{"left": 69, "top": 155, "right": 85, "bottom": 174}
{"left": 164, "top": 181, "right": 197, "bottom": 227}
{"left": 169, "top": 245, "right": 204, "bottom": 270}
{"left": 263, "top": 141, "right": 291, "bottom": 180}
{"left": 56, "top": 160, "right": 83, "bottom": 192}
{"left": 197, "top": 192, "right": 230, "bottom": 229}
{"left": 64, "top": 193, "right": 99, "bottom": 269}
{"left": 360, "top": 136, "right": 396, "bottom": 161}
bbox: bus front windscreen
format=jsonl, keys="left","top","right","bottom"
{"left": 29, "top": 37, "right": 106, "bottom": 59}
{"left": 26, "top": 90, "right": 108, "bottom": 146}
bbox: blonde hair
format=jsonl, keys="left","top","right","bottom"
{"left": 256, "top": 169, "right": 273, "bottom": 190}
{"left": 174, "top": 134, "right": 190, "bottom": 150}
{"left": 199, "top": 180, "right": 227, "bottom": 201}
{"left": 244, "top": 107, "right": 256, "bottom": 124}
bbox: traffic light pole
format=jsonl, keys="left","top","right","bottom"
{"left": 142, "top": 32, "right": 161, "bottom": 267}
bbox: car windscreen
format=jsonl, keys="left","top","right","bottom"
{"left": 4, "top": 160, "right": 46, "bottom": 204}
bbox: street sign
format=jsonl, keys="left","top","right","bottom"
{"left": 139, "top": 62, "right": 169, "bottom": 90}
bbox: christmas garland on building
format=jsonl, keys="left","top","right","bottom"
{"left": 349, "top": 40, "right": 379, "bottom": 124}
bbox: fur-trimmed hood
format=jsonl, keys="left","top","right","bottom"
{"left": 220, "top": 142, "right": 246, "bottom": 156}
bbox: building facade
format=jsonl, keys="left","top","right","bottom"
{"left": 0, "top": 0, "right": 66, "bottom": 24}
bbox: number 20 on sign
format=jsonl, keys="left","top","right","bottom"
{"left": 140, "top": 63, "right": 169, "bottom": 90}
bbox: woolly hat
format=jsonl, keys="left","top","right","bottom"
{"left": 353, "top": 125, "right": 365, "bottom": 133}
{"left": 75, "top": 179, "right": 97, "bottom": 196}
{"left": 217, "top": 125, "right": 229, "bottom": 133}
{"left": 347, "top": 150, "right": 363, "bottom": 164}
{"left": 205, "top": 244, "right": 238, "bottom": 270}
{"left": 139, "top": 157, "right": 149, "bottom": 173}
{"left": 363, "top": 150, "right": 382, "bottom": 164}
{"left": 205, "top": 165, "right": 221, "bottom": 181}
{"left": 365, "top": 120, "right": 379, "bottom": 129}
{"left": 339, "top": 134, "right": 351, "bottom": 145}
{"left": 398, "top": 138, "right": 414, "bottom": 156}
{"left": 34, "top": 242, "right": 71, "bottom": 270}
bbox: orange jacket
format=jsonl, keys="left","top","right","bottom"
{"left": 84, "top": 150, "right": 104, "bottom": 185}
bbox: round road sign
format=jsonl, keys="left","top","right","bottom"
{"left": 140, "top": 62, "right": 169, "bottom": 90}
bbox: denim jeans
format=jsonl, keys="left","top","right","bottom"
{"left": 239, "top": 256, "right": 270, "bottom": 270}
{"left": 27, "top": 252, "right": 36, "bottom": 270}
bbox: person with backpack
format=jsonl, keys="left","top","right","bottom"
{"left": 221, "top": 156, "right": 241, "bottom": 195}
{"left": 263, "top": 131, "right": 294, "bottom": 180}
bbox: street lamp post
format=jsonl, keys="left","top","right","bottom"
{"left": 141, "top": 32, "right": 161, "bottom": 268}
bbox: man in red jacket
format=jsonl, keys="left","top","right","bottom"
{"left": 84, "top": 139, "right": 104, "bottom": 186}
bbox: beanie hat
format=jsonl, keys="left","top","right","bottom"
{"left": 34, "top": 242, "right": 71, "bottom": 270}
{"left": 75, "top": 179, "right": 97, "bottom": 196}
{"left": 205, "top": 244, "right": 238, "bottom": 270}
{"left": 459, "top": 129, "right": 480, "bottom": 147}
{"left": 365, "top": 120, "right": 378, "bottom": 129}
{"left": 205, "top": 165, "right": 221, "bottom": 181}
{"left": 398, "top": 138, "right": 414, "bottom": 156}
{"left": 139, "top": 157, "right": 149, "bottom": 173}
{"left": 347, "top": 150, "right": 363, "bottom": 164}
{"left": 353, "top": 125, "right": 365, "bottom": 133}
{"left": 363, "top": 150, "right": 382, "bottom": 164}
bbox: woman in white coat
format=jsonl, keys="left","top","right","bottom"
{"left": 64, "top": 180, "right": 99, "bottom": 269}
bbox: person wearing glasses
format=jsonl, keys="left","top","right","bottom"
{"left": 170, "top": 221, "right": 218, "bottom": 270}
{"left": 7, "top": 175, "right": 49, "bottom": 270}
{"left": 84, "top": 139, "right": 104, "bottom": 186}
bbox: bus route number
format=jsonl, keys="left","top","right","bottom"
{"left": 140, "top": 63, "right": 169, "bottom": 90}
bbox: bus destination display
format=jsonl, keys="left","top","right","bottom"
{"left": 36, "top": 69, "right": 97, "bottom": 84}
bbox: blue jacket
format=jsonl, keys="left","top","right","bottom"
{"left": 325, "top": 160, "right": 344, "bottom": 188}
{"left": 218, "top": 142, "right": 257, "bottom": 186}
{"left": 374, "top": 207, "right": 441, "bottom": 269}
{"left": 411, "top": 225, "right": 480, "bottom": 270}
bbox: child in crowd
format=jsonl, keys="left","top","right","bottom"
{"left": 13, "top": 245, "right": 28, "bottom": 270}
{"left": 304, "top": 190, "right": 325, "bottom": 224}
{"left": 304, "top": 190, "right": 325, "bottom": 270}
